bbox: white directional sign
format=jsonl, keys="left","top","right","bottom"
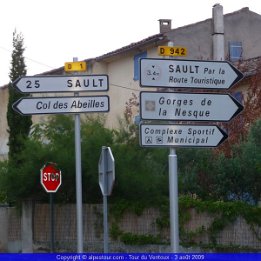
{"left": 140, "top": 124, "right": 228, "bottom": 147}
{"left": 140, "top": 58, "right": 244, "bottom": 89}
{"left": 13, "top": 75, "right": 109, "bottom": 93}
{"left": 140, "top": 91, "right": 243, "bottom": 122}
{"left": 13, "top": 95, "right": 110, "bottom": 115}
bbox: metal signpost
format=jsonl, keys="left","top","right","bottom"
{"left": 98, "top": 146, "right": 115, "bottom": 253}
{"left": 139, "top": 50, "right": 244, "bottom": 253}
{"left": 40, "top": 162, "right": 62, "bottom": 253}
{"left": 140, "top": 58, "right": 244, "bottom": 89}
{"left": 12, "top": 58, "right": 110, "bottom": 253}
{"left": 71, "top": 58, "right": 84, "bottom": 254}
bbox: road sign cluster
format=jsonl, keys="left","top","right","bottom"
{"left": 12, "top": 73, "right": 110, "bottom": 115}
{"left": 12, "top": 62, "right": 110, "bottom": 194}
{"left": 139, "top": 57, "right": 244, "bottom": 148}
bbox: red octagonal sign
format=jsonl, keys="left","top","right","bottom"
{"left": 40, "top": 163, "right": 62, "bottom": 193}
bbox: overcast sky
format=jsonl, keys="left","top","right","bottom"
{"left": 1, "top": 0, "right": 261, "bottom": 86}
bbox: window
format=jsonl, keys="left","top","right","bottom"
{"left": 229, "top": 41, "right": 242, "bottom": 61}
{"left": 133, "top": 51, "right": 147, "bottom": 81}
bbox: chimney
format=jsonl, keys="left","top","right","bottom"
{"left": 158, "top": 19, "right": 172, "bottom": 33}
{"left": 212, "top": 3, "right": 225, "bottom": 60}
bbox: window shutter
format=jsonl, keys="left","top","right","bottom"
{"left": 133, "top": 51, "right": 147, "bottom": 81}
{"left": 229, "top": 41, "right": 242, "bottom": 61}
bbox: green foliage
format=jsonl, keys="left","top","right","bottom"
{"left": 178, "top": 196, "right": 261, "bottom": 246}
{"left": 178, "top": 148, "right": 217, "bottom": 199}
{"left": 0, "top": 115, "right": 168, "bottom": 204}
{"left": 110, "top": 222, "right": 163, "bottom": 245}
{"left": 109, "top": 196, "right": 261, "bottom": 248}
{"left": 1, "top": 111, "right": 260, "bottom": 210}
{"left": 110, "top": 222, "right": 122, "bottom": 240}
{"left": 110, "top": 142, "right": 168, "bottom": 205}
{"left": 0, "top": 115, "right": 114, "bottom": 203}
{"left": 7, "top": 30, "right": 32, "bottom": 163}
{"left": 0, "top": 161, "right": 8, "bottom": 203}
{"left": 178, "top": 118, "right": 261, "bottom": 203}
{"left": 1, "top": 112, "right": 260, "bottom": 249}
{"left": 213, "top": 118, "right": 261, "bottom": 203}
{"left": 120, "top": 233, "right": 162, "bottom": 245}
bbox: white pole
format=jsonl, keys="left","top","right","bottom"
{"left": 167, "top": 41, "right": 179, "bottom": 253}
{"left": 73, "top": 57, "right": 84, "bottom": 253}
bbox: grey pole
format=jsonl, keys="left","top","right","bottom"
{"left": 73, "top": 57, "right": 84, "bottom": 253}
{"left": 103, "top": 194, "right": 109, "bottom": 252}
{"left": 102, "top": 147, "right": 109, "bottom": 253}
{"left": 167, "top": 41, "right": 179, "bottom": 252}
{"left": 50, "top": 193, "right": 55, "bottom": 253}
{"left": 169, "top": 148, "right": 179, "bottom": 252}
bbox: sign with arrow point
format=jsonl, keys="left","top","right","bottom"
{"left": 12, "top": 95, "right": 110, "bottom": 115}
{"left": 140, "top": 58, "right": 244, "bottom": 89}
{"left": 140, "top": 123, "right": 228, "bottom": 148}
{"left": 140, "top": 91, "right": 243, "bottom": 122}
{"left": 13, "top": 75, "right": 109, "bottom": 93}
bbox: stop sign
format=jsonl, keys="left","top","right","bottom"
{"left": 40, "top": 163, "right": 62, "bottom": 193}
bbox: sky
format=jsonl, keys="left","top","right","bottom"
{"left": 1, "top": 0, "right": 261, "bottom": 86}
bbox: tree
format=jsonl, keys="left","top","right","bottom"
{"left": 217, "top": 60, "right": 261, "bottom": 156}
{"left": 178, "top": 118, "right": 261, "bottom": 204}
{"left": 7, "top": 30, "right": 32, "bottom": 162}
{"left": 214, "top": 118, "right": 261, "bottom": 204}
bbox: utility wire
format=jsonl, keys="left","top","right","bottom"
{"left": 110, "top": 83, "right": 139, "bottom": 92}
{"left": 0, "top": 45, "right": 55, "bottom": 70}
{"left": 1, "top": 45, "right": 141, "bottom": 92}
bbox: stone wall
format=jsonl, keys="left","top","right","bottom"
{"left": 0, "top": 203, "right": 260, "bottom": 253}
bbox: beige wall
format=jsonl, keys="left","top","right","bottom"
{"left": 105, "top": 55, "right": 139, "bottom": 128}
